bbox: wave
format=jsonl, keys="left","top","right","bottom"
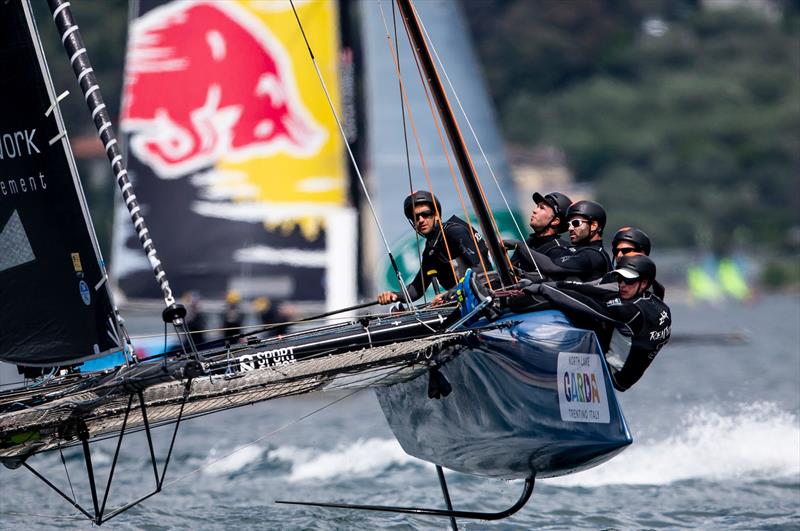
{"left": 271, "top": 437, "right": 417, "bottom": 482}
{"left": 202, "top": 445, "right": 266, "bottom": 476}
{"left": 548, "top": 401, "right": 800, "bottom": 487}
{"left": 199, "top": 438, "right": 417, "bottom": 481}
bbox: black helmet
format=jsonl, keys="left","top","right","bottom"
{"left": 612, "top": 227, "right": 652, "bottom": 255}
{"left": 403, "top": 190, "right": 442, "bottom": 220}
{"left": 532, "top": 191, "right": 572, "bottom": 233}
{"left": 613, "top": 255, "right": 656, "bottom": 283}
{"left": 566, "top": 200, "right": 607, "bottom": 232}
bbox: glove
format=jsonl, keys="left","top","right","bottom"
{"left": 503, "top": 238, "right": 522, "bottom": 250}
{"left": 522, "top": 282, "right": 544, "bottom": 295}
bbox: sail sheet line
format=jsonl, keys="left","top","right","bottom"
{"left": 396, "top": 0, "right": 515, "bottom": 287}
{"left": 388, "top": 1, "right": 495, "bottom": 286}
{"left": 288, "top": 0, "right": 415, "bottom": 307}
{"left": 376, "top": 1, "right": 459, "bottom": 285}
{"left": 419, "top": 17, "right": 540, "bottom": 277}
{"left": 403, "top": 3, "right": 513, "bottom": 283}
{"left": 390, "top": 0, "right": 427, "bottom": 304}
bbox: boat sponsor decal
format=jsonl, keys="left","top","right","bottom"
{"left": 238, "top": 345, "right": 296, "bottom": 371}
{"left": 557, "top": 352, "right": 610, "bottom": 423}
{"left": 71, "top": 252, "right": 83, "bottom": 273}
{"left": 114, "top": 0, "right": 351, "bottom": 303}
{"left": 122, "top": 1, "right": 327, "bottom": 178}
{"left": 0, "top": 129, "right": 39, "bottom": 160}
{"left": 650, "top": 325, "right": 671, "bottom": 342}
{"left": 0, "top": 173, "right": 48, "bottom": 197}
{"left": 78, "top": 280, "right": 91, "bottom": 305}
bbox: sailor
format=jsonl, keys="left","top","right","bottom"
{"left": 519, "top": 200, "right": 612, "bottom": 282}
{"left": 222, "top": 290, "right": 244, "bottom": 340}
{"left": 505, "top": 191, "right": 572, "bottom": 270}
{"left": 526, "top": 255, "right": 672, "bottom": 391}
{"left": 377, "top": 190, "right": 492, "bottom": 305}
{"left": 610, "top": 226, "right": 666, "bottom": 299}
{"left": 183, "top": 291, "right": 207, "bottom": 345}
{"left": 253, "top": 296, "right": 295, "bottom": 338}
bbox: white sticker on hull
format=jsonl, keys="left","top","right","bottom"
{"left": 557, "top": 352, "right": 610, "bottom": 423}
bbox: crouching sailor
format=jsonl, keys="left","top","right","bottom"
{"left": 525, "top": 255, "right": 671, "bottom": 391}
{"left": 377, "top": 190, "right": 492, "bottom": 306}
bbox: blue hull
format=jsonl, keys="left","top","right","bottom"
{"left": 375, "top": 310, "right": 632, "bottom": 479}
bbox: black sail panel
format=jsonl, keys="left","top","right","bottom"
{"left": 0, "top": 0, "right": 120, "bottom": 366}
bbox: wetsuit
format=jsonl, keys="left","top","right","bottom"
{"left": 528, "top": 281, "right": 672, "bottom": 391}
{"left": 523, "top": 240, "right": 611, "bottom": 282}
{"left": 222, "top": 303, "right": 244, "bottom": 339}
{"left": 395, "top": 215, "right": 492, "bottom": 302}
{"left": 509, "top": 234, "right": 571, "bottom": 270}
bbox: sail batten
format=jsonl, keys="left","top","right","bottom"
{"left": 0, "top": 0, "right": 121, "bottom": 366}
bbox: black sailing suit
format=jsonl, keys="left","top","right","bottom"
{"left": 521, "top": 240, "right": 611, "bottom": 282}
{"left": 509, "top": 233, "right": 571, "bottom": 269}
{"left": 530, "top": 281, "right": 672, "bottom": 391}
{"left": 394, "top": 215, "right": 492, "bottom": 302}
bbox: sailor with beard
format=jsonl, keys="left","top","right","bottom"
{"left": 519, "top": 200, "right": 612, "bottom": 282}
{"left": 377, "top": 190, "right": 492, "bottom": 306}
{"left": 505, "top": 191, "right": 573, "bottom": 269}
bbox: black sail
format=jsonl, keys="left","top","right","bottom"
{"left": 0, "top": 0, "right": 121, "bottom": 366}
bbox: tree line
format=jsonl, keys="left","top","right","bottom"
{"left": 464, "top": 0, "right": 799, "bottom": 253}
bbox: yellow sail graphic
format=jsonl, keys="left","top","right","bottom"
{"left": 216, "top": 0, "right": 346, "bottom": 238}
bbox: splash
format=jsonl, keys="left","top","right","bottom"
{"left": 270, "top": 437, "right": 417, "bottom": 482}
{"left": 548, "top": 401, "right": 800, "bottom": 487}
{"left": 202, "top": 445, "right": 265, "bottom": 476}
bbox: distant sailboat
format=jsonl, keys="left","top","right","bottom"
{"left": 687, "top": 255, "right": 751, "bottom": 303}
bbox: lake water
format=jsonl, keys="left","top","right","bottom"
{"left": 1, "top": 294, "right": 798, "bottom": 529}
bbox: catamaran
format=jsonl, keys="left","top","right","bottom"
{"left": 0, "top": 0, "right": 631, "bottom": 527}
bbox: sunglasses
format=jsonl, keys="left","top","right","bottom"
{"left": 616, "top": 275, "right": 641, "bottom": 285}
{"left": 414, "top": 210, "right": 435, "bottom": 221}
{"left": 568, "top": 218, "right": 589, "bottom": 228}
{"left": 614, "top": 247, "right": 641, "bottom": 256}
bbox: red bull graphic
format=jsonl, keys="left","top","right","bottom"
{"left": 122, "top": 1, "right": 325, "bottom": 177}
{"left": 112, "top": 0, "right": 354, "bottom": 306}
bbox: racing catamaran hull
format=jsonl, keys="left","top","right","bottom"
{"left": 377, "top": 310, "right": 631, "bottom": 479}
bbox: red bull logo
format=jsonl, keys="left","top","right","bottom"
{"left": 121, "top": 1, "right": 325, "bottom": 177}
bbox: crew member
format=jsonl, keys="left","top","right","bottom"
{"left": 610, "top": 226, "right": 665, "bottom": 299}
{"left": 506, "top": 191, "right": 572, "bottom": 270}
{"left": 222, "top": 290, "right": 244, "bottom": 340}
{"left": 377, "top": 190, "right": 492, "bottom": 305}
{"left": 521, "top": 200, "right": 612, "bottom": 281}
{"left": 253, "top": 296, "right": 295, "bottom": 338}
{"left": 183, "top": 291, "right": 207, "bottom": 345}
{"left": 527, "top": 255, "right": 672, "bottom": 391}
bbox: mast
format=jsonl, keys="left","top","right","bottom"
{"left": 46, "top": 0, "right": 187, "bottom": 328}
{"left": 395, "top": 0, "right": 514, "bottom": 286}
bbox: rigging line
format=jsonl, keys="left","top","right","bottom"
{"left": 418, "top": 17, "right": 541, "bottom": 279}
{"left": 392, "top": 0, "right": 427, "bottom": 305}
{"left": 376, "top": 1, "right": 459, "bottom": 286}
{"left": 119, "top": 305, "right": 435, "bottom": 343}
{"left": 58, "top": 444, "right": 77, "bottom": 503}
{"left": 159, "top": 371, "right": 394, "bottom": 490}
{"left": 400, "top": 0, "right": 516, "bottom": 287}
{"left": 48, "top": 0, "right": 177, "bottom": 310}
{"left": 392, "top": 6, "right": 494, "bottom": 288}
{"left": 288, "top": 0, "right": 415, "bottom": 309}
